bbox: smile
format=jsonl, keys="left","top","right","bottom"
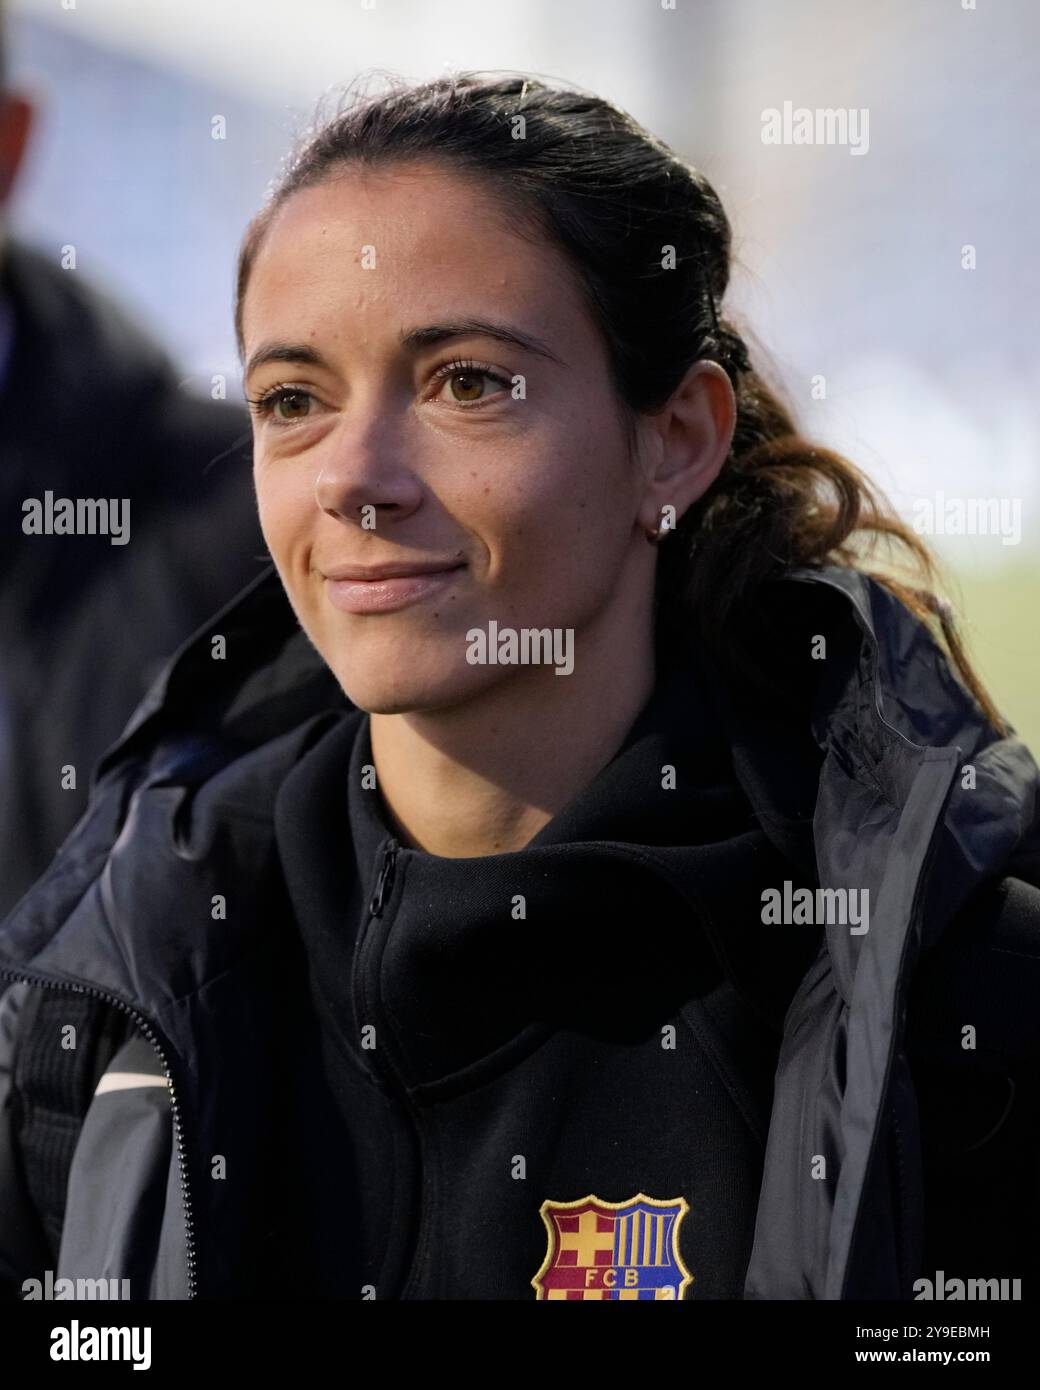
{"left": 324, "top": 564, "right": 466, "bottom": 614}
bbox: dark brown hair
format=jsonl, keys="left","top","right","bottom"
{"left": 234, "top": 70, "right": 1008, "bottom": 735}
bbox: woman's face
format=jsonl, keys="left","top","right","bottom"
{"left": 240, "top": 160, "right": 668, "bottom": 713}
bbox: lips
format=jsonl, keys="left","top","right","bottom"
{"left": 324, "top": 560, "right": 465, "bottom": 582}
{"left": 323, "top": 560, "right": 466, "bottom": 615}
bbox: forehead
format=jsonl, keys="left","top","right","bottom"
{"left": 241, "top": 161, "right": 583, "bottom": 346}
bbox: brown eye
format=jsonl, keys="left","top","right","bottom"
{"left": 249, "top": 386, "right": 320, "bottom": 426}
{"left": 448, "top": 371, "right": 486, "bottom": 403}
{"left": 432, "top": 362, "right": 512, "bottom": 409}
{"left": 273, "top": 390, "right": 313, "bottom": 421}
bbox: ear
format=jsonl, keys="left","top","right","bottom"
{"left": 634, "top": 360, "right": 736, "bottom": 537}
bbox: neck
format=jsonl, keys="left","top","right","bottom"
{"left": 368, "top": 604, "right": 657, "bottom": 858}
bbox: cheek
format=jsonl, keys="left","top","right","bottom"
{"left": 474, "top": 423, "right": 632, "bottom": 596}
{"left": 253, "top": 463, "right": 314, "bottom": 560}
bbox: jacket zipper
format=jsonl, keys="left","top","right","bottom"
{"left": 368, "top": 839, "right": 398, "bottom": 918}
{"left": 353, "top": 836, "right": 428, "bottom": 1297}
{"left": 0, "top": 963, "right": 198, "bottom": 1299}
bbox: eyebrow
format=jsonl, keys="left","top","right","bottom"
{"left": 244, "top": 317, "right": 564, "bottom": 382}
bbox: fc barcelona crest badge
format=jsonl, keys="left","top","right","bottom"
{"left": 532, "top": 1193, "right": 693, "bottom": 1300}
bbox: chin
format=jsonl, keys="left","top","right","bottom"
{"left": 333, "top": 658, "right": 490, "bottom": 716}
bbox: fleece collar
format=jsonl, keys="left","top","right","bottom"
{"left": 272, "top": 653, "right": 825, "bottom": 1093}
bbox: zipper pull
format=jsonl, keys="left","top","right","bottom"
{"left": 368, "top": 839, "right": 398, "bottom": 917}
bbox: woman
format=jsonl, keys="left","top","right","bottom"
{"left": 1, "top": 72, "right": 1039, "bottom": 1303}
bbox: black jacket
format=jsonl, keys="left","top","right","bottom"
{"left": 0, "top": 236, "right": 265, "bottom": 916}
{"left": 0, "top": 560, "right": 1038, "bottom": 1300}
{"left": 266, "top": 645, "right": 823, "bottom": 1299}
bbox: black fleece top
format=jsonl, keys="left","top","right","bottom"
{"left": 271, "top": 650, "right": 822, "bottom": 1300}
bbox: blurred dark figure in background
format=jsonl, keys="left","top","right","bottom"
{"left": 0, "top": 5, "right": 264, "bottom": 916}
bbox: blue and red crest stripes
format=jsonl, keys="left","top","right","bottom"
{"left": 532, "top": 1193, "right": 693, "bottom": 1300}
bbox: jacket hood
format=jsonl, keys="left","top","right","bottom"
{"left": 1, "top": 559, "right": 1038, "bottom": 1300}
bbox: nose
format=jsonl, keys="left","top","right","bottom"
{"left": 313, "top": 417, "right": 424, "bottom": 531}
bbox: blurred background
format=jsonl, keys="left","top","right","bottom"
{"left": 1, "top": 0, "right": 1037, "bottom": 879}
